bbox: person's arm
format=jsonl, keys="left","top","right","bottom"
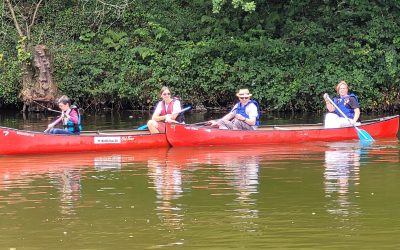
{"left": 352, "top": 108, "right": 360, "bottom": 124}
{"left": 68, "top": 109, "right": 79, "bottom": 124}
{"left": 221, "top": 112, "right": 235, "bottom": 121}
{"left": 208, "top": 105, "right": 236, "bottom": 126}
{"left": 236, "top": 103, "right": 257, "bottom": 126}
{"left": 170, "top": 100, "right": 182, "bottom": 120}
{"left": 47, "top": 116, "right": 62, "bottom": 130}
{"left": 323, "top": 93, "right": 336, "bottom": 112}
{"left": 151, "top": 102, "right": 167, "bottom": 122}
{"left": 348, "top": 97, "right": 361, "bottom": 123}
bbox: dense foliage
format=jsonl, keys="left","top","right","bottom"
{"left": 1, "top": 0, "right": 399, "bottom": 112}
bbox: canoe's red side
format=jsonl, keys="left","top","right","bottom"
{"left": 166, "top": 116, "right": 399, "bottom": 147}
{"left": 0, "top": 128, "right": 169, "bottom": 155}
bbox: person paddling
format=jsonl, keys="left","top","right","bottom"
{"left": 209, "top": 88, "right": 260, "bottom": 130}
{"left": 323, "top": 80, "right": 361, "bottom": 128}
{"left": 147, "top": 86, "right": 182, "bottom": 134}
{"left": 46, "top": 95, "right": 82, "bottom": 135}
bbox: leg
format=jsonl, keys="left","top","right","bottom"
{"left": 232, "top": 119, "right": 255, "bottom": 130}
{"left": 147, "top": 120, "right": 166, "bottom": 134}
{"left": 217, "top": 119, "right": 236, "bottom": 130}
{"left": 147, "top": 120, "right": 160, "bottom": 134}
{"left": 49, "top": 128, "right": 74, "bottom": 135}
{"left": 324, "top": 113, "right": 341, "bottom": 128}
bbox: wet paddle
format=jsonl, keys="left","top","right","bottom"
{"left": 324, "top": 94, "right": 374, "bottom": 141}
{"left": 137, "top": 106, "right": 192, "bottom": 130}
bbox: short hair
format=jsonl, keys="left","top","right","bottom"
{"left": 57, "top": 95, "right": 71, "bottom": 105}
{"left": 160, "top": 86, "right": 170, "bottom": 95}
{"left": 336, "top": 80, "right": 349, "bottom": 93}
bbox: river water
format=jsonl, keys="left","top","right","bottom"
{"left": 0, "top": 110, "right": 399, "bottom": 249}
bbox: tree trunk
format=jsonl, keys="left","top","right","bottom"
{"left": 21, "top": 45, "right": 58, "bottom": 111}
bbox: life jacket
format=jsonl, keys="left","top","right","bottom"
{"left": 235, "top": 99, "right": 261, "bottom": 126}
{"left": 333, "top": 93, "right": 359, "bottom": 119}
{"left": 159, "top": 97, "right": 185, "bottom": 123}
{"left": 63, "top": 105, "right": 82, "bottom": 133}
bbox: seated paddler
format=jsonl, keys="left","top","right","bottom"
{"left": 46, "top": 95, "right": 82, "bottom": 135}
{"left": 147, "top": 86, "right": 182, "bottom": 134}
{"left": 209, "top": 88, "right": 260, "bottom": 130}
{"left": 323, "top": 80, "right": 361, "bottom": 129}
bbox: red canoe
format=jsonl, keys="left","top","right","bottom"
{"left": 0, "top": 127, "right": 169, "bottom": 155}
{"left": 166, "top": 115, "right": 399, "bottom": 147}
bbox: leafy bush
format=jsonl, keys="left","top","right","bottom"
{"left": 1, "top": 0, "right": 399, "bottom": 112}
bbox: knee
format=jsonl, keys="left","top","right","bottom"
{"left": 49, "top": 128, "right": 58, "bottom": 134}
{"left": 232, "top": 119, "right": 241, "bottom": 127}
{"left": 324, "top": 113, "right": 340, "bottom": 128}
{"left": 147, "top": 120, "right": 157, "bottom": 128}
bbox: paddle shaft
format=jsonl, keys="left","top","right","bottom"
{"left": 44, "top": 116, "right": 63, "bottom": 133}
{"left": 325, "top": 95, "right": 356, "bottom": 124}
{"left": 138, "top": 106, "right": 191, "bottom": 130}
{"left": 32, "top": 100, "right": 62, "bottom": 113}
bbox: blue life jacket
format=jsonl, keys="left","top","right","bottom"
{"left": 333, "top": 93, "right": 359, "bottom": 119}
{"left": 64, "top": 106, "right": 82, "bottom": 133}
{"left": 235, "top": 100, "right": 260, "bottom": 126}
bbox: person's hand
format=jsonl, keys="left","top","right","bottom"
{"left": 165, "top": 114, "right": 173, "bottom": 123}
{"left": 235, "top": 114, "right": 246, "bottom": 121}
{"left": 323, "top": 93, "right": 329, "bottom": 100}
{"left": 47, "top": 123, "right": 54, "bottom": 130}
{"left": 207, "top": 120, "right": 218, "bottom": 126}
{"left": 61, "top": 112, "right": 70, "bottom": 119}
{"left": 349, "top": 119, "right": 356, "bottom": 125}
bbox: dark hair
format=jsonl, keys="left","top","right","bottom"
{"left": 57, "top": 95, "right": 71, "bottom": 105}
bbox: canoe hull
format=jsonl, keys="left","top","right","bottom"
{"left": 166, "top": 116, "right": 399, "bottom": 147}
{"left": 0, "top": 127, "right": 169, "bottom": 155}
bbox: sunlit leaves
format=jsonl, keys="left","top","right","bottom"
{"left": 212, "top": 0, "right": 256, "bottom": 13}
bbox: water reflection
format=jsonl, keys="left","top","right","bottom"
{"left": 49, "top": 169, "right": 82, "bottom": 216}
{"left": 0, "top": 148, "right": 164, "bottom": 216}
{"left": 219, "top": 153, "right": 259, "bottom": 232}
{"left": 323, "top": 141, "right": 371, "bottom": 217}
{"left": 147, "top": 148, "right": 185, "bottom": 231}
{"left": 167, "top": 146, "right": 261, "bottom": 232}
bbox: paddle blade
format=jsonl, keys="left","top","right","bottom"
{"left": 180, "top": 106, "right": 192, "bottom": 113}
{"left": 137, "top": 124, "right": 148, "bottom": 130}
{"left": 357, "top": 128, "right": 374, "bottom": 141}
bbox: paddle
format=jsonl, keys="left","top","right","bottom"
{"left": 32, "top": 100, "right": 62, "bottom": 113}
{"left": 324, "top": 94, "right": 374, "bottom": 141}
{"left": 44, "top": 116, "right": 63, "bottom": 133}
{"left": 137, "top": 106, "right": 192, "bottom": 130}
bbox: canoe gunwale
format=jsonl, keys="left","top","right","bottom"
{"left": 166, "top": 115, "right": 399, "bottom": 147}
{"left": 187, "top": 115, "right": 399, "bottom": 132}
{"left": 0, "top": 126, "right": 153, "bottom": 137}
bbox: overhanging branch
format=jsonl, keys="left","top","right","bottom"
{"left": 5, "top": 0, "right": 24, "bottom": 37}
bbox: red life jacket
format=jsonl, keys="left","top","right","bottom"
{"left": 160, "top": 100, "right": 175, "bottom": 116}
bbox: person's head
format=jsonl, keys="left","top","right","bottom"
{"left": 236, "top": 88, "right": 252, "bottom": 104}
{"left": 160, "top": 86, "right": 172, "bottom": 101}
{"left": 57, "top": 95, "right": 71, "bottom": 111}
{"left": 336, "top": 80, "right": 349, "bottom": 97}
